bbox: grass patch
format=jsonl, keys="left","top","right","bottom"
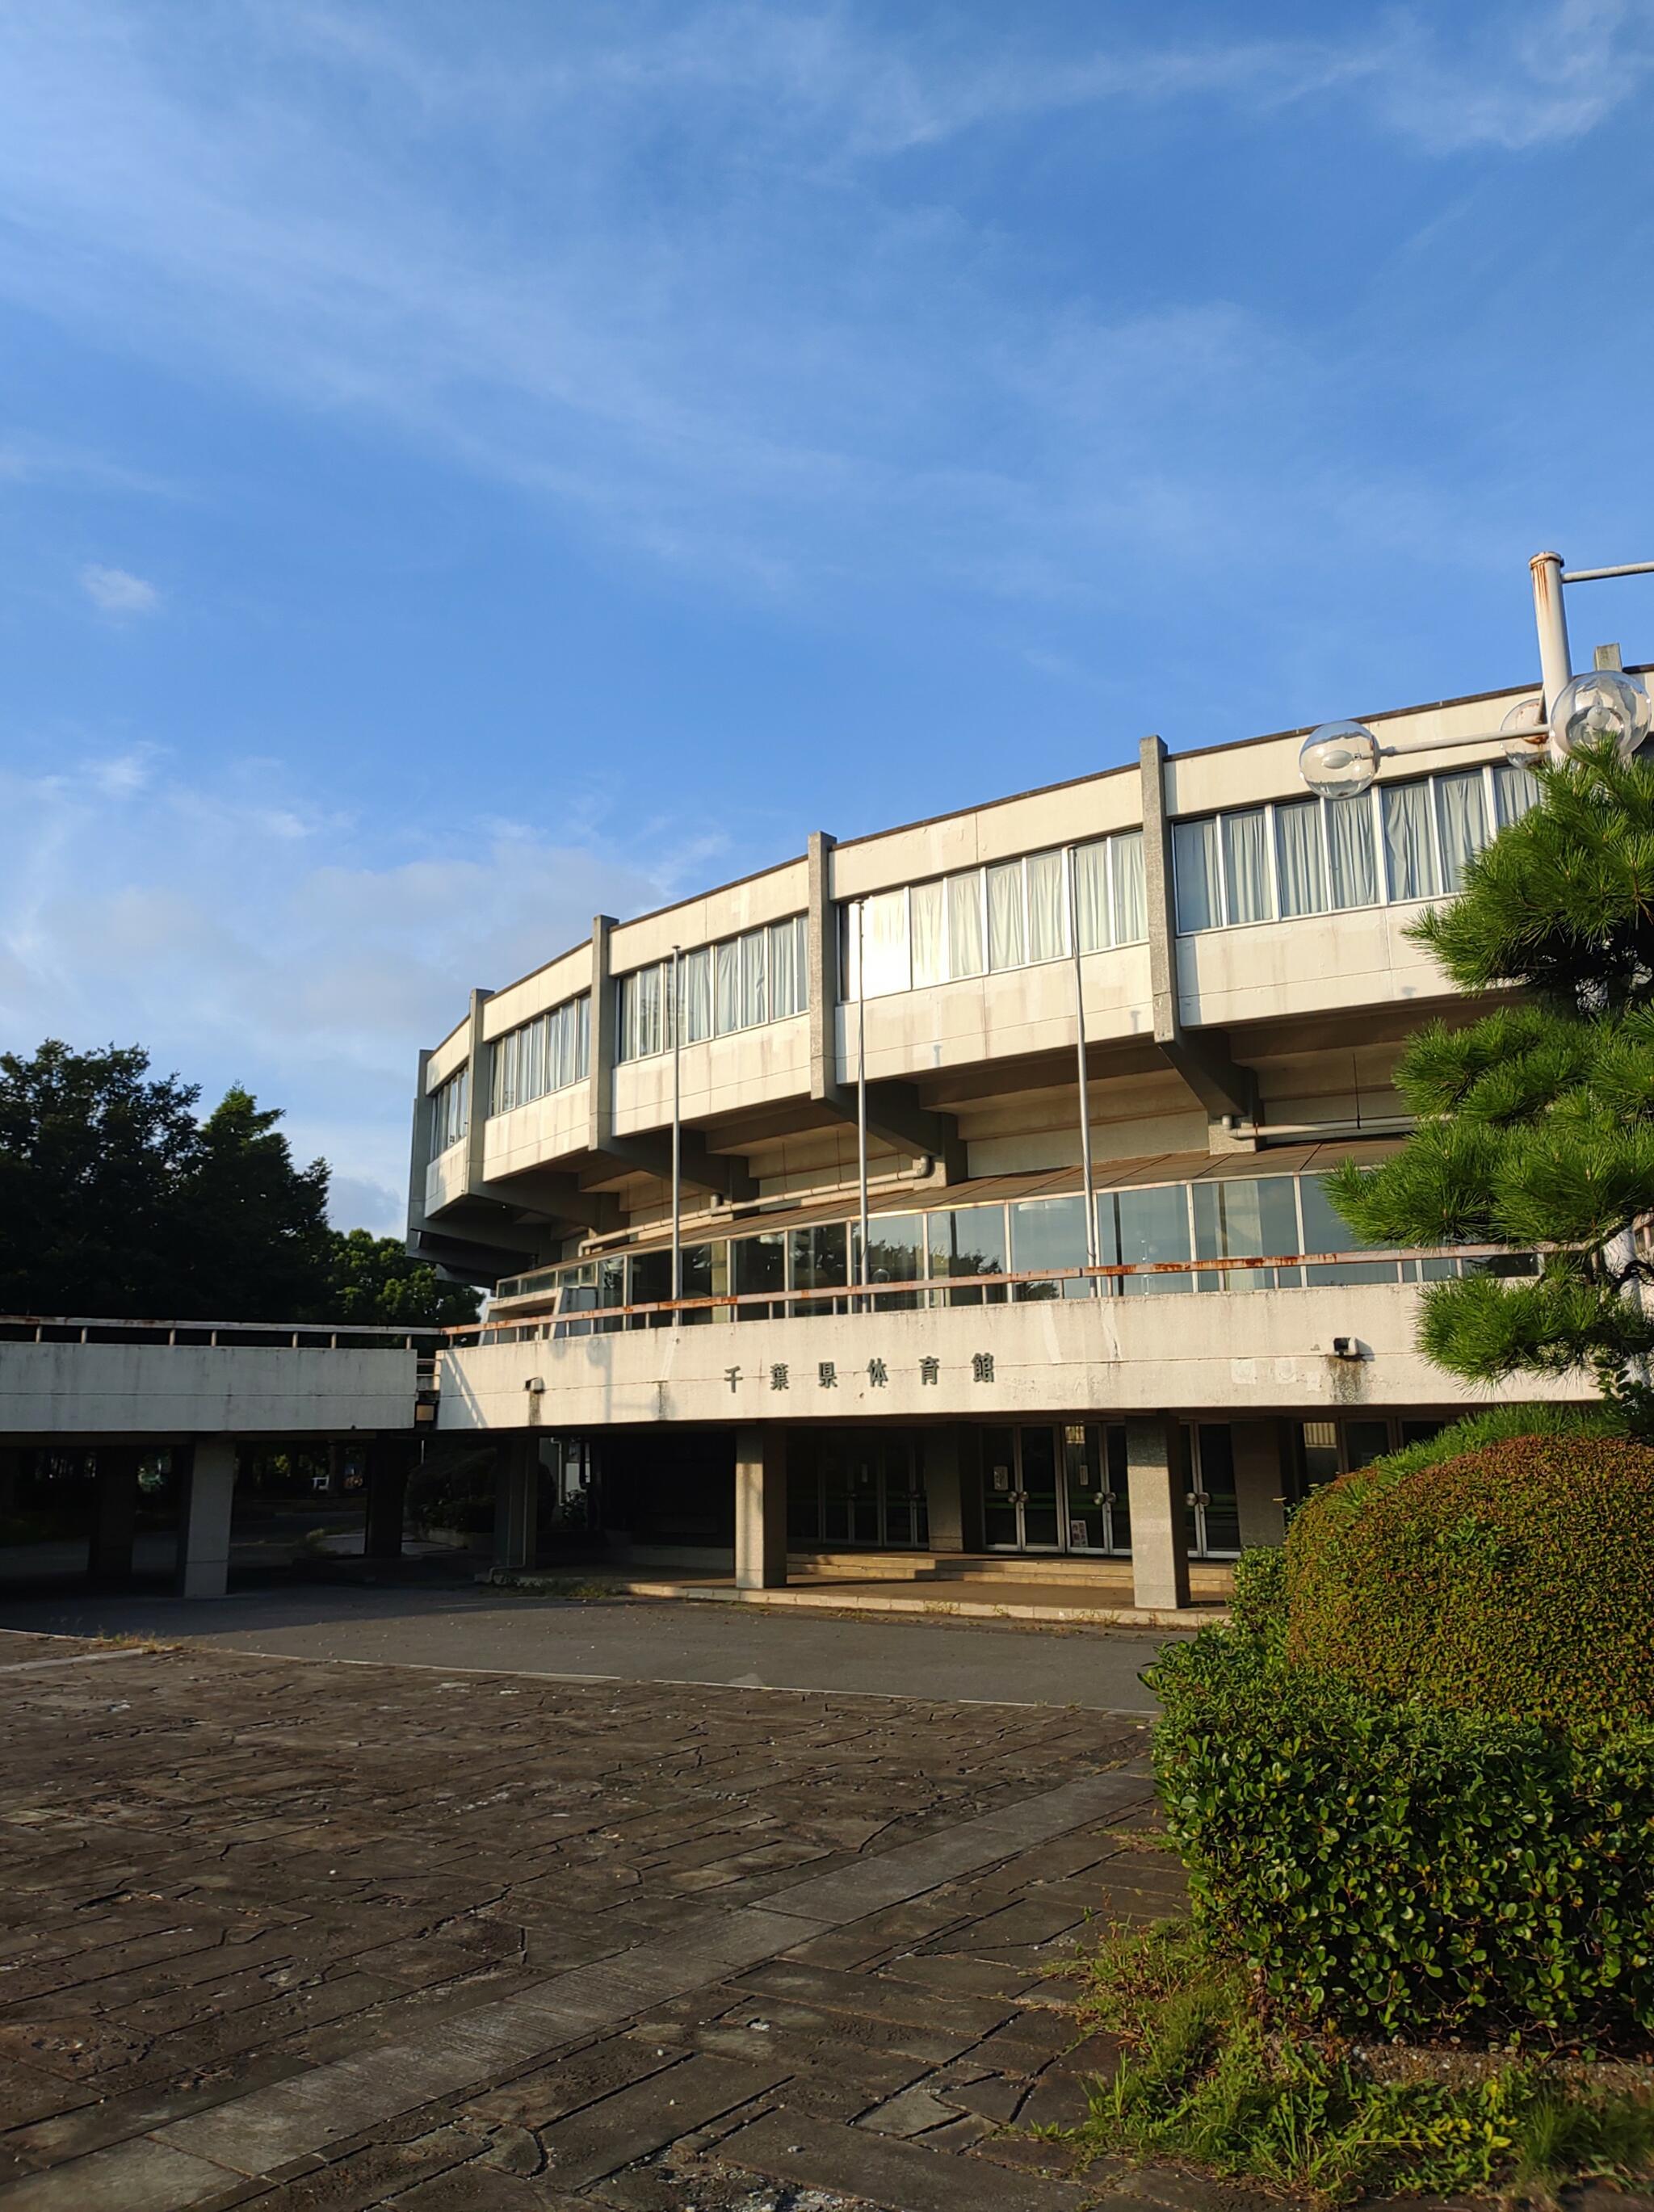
{"left": 1063, "top": 1922, "right": 1654, "bottom": 2206}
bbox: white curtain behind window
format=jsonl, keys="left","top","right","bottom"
{"left": 576, "top": 994, "right": 590, "bottom": 1080}
{"left": 1026, "top": 850, "right": 1067, "bottom": 962}
{"left": 1493, "top": 762, "right": 1538, "bottom": 828}
{"left": 1326, "top": 795, "right": 1378, "bottom": 909}
{"left": 910, "top": 879, "right": 945, "bottom": 987}
{"left": 859, "top": 888, "right": 911, "bottom": 999}
{"left": 1434, "top": 771, "right": 1488, "bottom": 890}
{"left": 522, "top": 1017, "right": 545, "bottom": 1102}
{"left": 740, "top": 927, "right": 766, "bottom": 1029}
{"left": 1110, "top": 830, "right": 1146, "bottom": 944}
{"left": 715, "top": 939, "right": 741, "bottom": 1033}
{"left": 1222, "top": 808, "right": 1272, "bottom": 924}
{"left": 987, "top": 861, "right": 1026, "bottom": 970}
{"left": 1274, "top": 799, "right": 1326, "bottom": 917}
{"left": 490, "top": 1031, "right": 514, "bottom": 1114}
{"left": 1073, "top": 842, "right": 1108, "bottom": 952}
{"left": 682, "top": 948, "right": 712, "bottom": 1042}
{"left": 946, "top": 871, "right": 984, "bottom": 977}
{"left": 548, "top": 1005, "right": 571, "bottom": 1090}
{"left": 767, "top": 918, "right": 802, "bottom": 1017}
{"left": 1173, "top": 819, "right": 1221, "bottom": 933}
{"left": 1383, "top": 782, "right": 1439, "bottom": 901}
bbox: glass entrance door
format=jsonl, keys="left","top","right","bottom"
{"left": 1186, "top": 1424, "right": 1240, "bottom": 1557}
{"left": 983, "top": 1423, "right": 1131, "bottom": 1555}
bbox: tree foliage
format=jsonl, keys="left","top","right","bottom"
{"left": 0, "top": 1040, "right": 478, "bottom": 1325}
{"left": 1327, "top": 745, "right": 1654, "bottom": 1408}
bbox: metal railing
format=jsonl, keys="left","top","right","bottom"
{"left": 450, "top": 1241, "right": 1532, "bottom": 1346}
{"left": 0, "top": 1315, "right": 447, "bottom": 1352}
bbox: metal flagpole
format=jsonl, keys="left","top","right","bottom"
{"left": 856, "top": 900, "right": 870, "bottom": 1316}
{"left": 670, "top": 945, "right": 682, "bottom": 1324}
{"left": 1068, "top": 847, "right": 1098, "bottom": 1282}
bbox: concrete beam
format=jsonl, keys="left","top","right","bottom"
{"left": 1124, "top": 1416, "right": 1191, "bottom": 1612}
{"left": 474, "top": 1172, "right": 620, "bottom": 1232}
{"left": 1139, "top": 734, "right": 1257, "bottom": 1133}
{"left": 175, "top": 1438, "right": 237, "bottom": 1601}
{"left": 735, "top": 1426, "right": 788, "bottom": 1590}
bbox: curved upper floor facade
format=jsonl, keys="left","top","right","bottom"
{"left": 408, "top": 676, "right": 1553, "bottom": 1289}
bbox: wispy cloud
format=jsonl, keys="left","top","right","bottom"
{"left": 0, "top": 741, "right": 691, "bottom": 1233}
{"left": 79, "top": 562, "right": 161, "bottom": 616}
{"left": 0, "top": 2, "right": 1644, "bottom": 617}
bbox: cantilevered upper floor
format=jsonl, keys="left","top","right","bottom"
{"left": 408, "top": 676, "right": 1560, "bottom": 1286}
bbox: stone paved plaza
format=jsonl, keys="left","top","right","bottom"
{"left": 0, "top": 1615, "right": 1244, "bottom": 2212}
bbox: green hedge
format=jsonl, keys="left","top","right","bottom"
{"left": 1149, "top": 1621, "right": 1654, "bottom": 2040}
{"left": 1285, "top": 1433, "right": 1654, "bottom": 1727}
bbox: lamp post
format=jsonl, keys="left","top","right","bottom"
{"left": 855, "top": 899, "right": 870, "bottom": 1316}
{"left": 670, "top": 944, "right": 682, "bottom": 1324}
{"left": 1298, "top": 550, "right": 1654, "bottom": 799}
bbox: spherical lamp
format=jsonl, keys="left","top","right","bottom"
{"left": 1299, "top": 721, "right": 1380, "bottom": 797}
{"left": 1549, "top": 669, "right": 1652, "bottom": 764}
{"left": 1499, "top": 695, "right": 1547, "bottom": 766}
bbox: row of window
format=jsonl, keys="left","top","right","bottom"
{"left": 489, "top": 995, "right": 591, "bottom": 1118}
{"left": 428, "top": 1068, "right": 469, "bottom": 1161}
{"left": 1173, "top": 762, "right": 1537, "bottom": 936}
{"left": 838, "top": 831, "right": 1148, "bottom": 1002}
{"left": 616, "top": 916, "right": 808, "bottom": 1064}
{"left": 499, "top": 1169, "right": 1530, "bottom": 1321}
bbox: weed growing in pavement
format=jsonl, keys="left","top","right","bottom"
{"left": 1057, "top": 1921, "right": 1654, "bottom": 2207}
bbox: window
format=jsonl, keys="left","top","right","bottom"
{"left": 429, "top": 1067, "right": 468, "bottom": 1158}
{"left": 1010, "top": 1195, "right": 1089, "bottom": 1299}
{"left": 1191, "top": 1175, "right": 1300, "bottom": 1292}
{"left": 927, "top": 1204, "right": 1008, "bottom": 1306}
{"left": 842, "top": 829, "right": 1145, "bottom": 1001}
{"left": 1104, "top": 1182, "right": 1193, "bottom": 1296}
{"left": 615, "top": 917, "right": 808, "bottom": 1060}
{"left": 1383, "top": 781, "right": 1438, "bottom": 902}
{"left": 857, "top": 1213, "right": 922, "bottom": 1311}
{"left": 1174, "top": 762, "right": 1522, "bottom": 934}
{"left": 489, "top": 994, "right": 591, "bottom": 1116}
{"left": 1172, "top": 818, "right": 1221, "bottom": 934}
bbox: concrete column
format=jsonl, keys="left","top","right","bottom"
{"left": 806, "top": 831, "right": 839, "bottom": 1106}
{"left": 586, "top": 915, "right": 619, "bottom": 1155}
{"left": 174, "top": 1440, "right": 237, "bottom": 1601}
{"left": 405, "top": 1045, "right": 434, "bottom": 1257}
{"left": 88, "top": 1444, "right": 142, "bottom": 1585}
{"left": 364, "top": 1438, "right": 411, "bottom": 1561}
{"left": 463, "top": 988, "right": 493, "bottom": 1197}
{"left": 1232, "top": 1420, "right": 1287, "bottom": 1550}
{"left": 493, "top": 1433, "right": 539, "bottom": 1572}
{"left": 922, "top": 1425, "right": 964, "bottom": 1553}
{"left": 734, "top": 1426, "right": 788, "bottom": 1590}
{"left": 1125, "top": 1416, "right": 1191, "bottom": 1612}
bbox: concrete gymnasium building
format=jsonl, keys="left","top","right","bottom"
{"left": 413, "top": 679, "right": 1589, "bottom": 1617}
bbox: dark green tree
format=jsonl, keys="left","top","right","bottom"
{"left": 325, "top": 1228, "right": 480, "bottom": 1327}
{"left": 176, "top": 1086, "right": 335, "bottom": 1320}
{"left": 0, "top": 1042, "right": 203, "bottom": 1315}
{"left": 1328, "top": 745, "right": 1654, "bottom": 1416}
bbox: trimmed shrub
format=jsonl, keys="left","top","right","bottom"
{"left": 1149, "top": 1622, "right": 1654, "bottom": 2041}
{"left": 1285, "top": 1433, "right": 1654, "bottom": 1728}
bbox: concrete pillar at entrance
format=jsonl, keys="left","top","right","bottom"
{"left": 1232, "top": 1421, "right": 1287, "bottom": 1550}
{"left": 1125, "top": 1417, "right": 1191, "bottom": 1612}
{"left": 735, "top": 1428, "right": 788, "bottom": 1590}
{"left": 364, "top": 1438, "right": 411, "bottom": 1560}
{"left": 493, "top": 1434, "right": 539, "bottom": 1572}
{"left": 175, "top": 1440, "right": 237, "bottom": 1600}
{"left": 88, "top": 1445, "right": 142, "bottom": 1585}
{"left": 923, "top": 1427, "right": 964, "bottom": 1553}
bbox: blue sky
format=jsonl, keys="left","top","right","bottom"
{"left": 3, "top": 1, "right": 1654, "bottom": 1235}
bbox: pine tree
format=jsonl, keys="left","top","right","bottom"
{"left": 1327, "top": 742, "right": 1654, "bottom": 1417}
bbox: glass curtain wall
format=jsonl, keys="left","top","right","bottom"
{"left": 1173, "top": 761, "right": 1538, "bottom": 934}
{"left": 519, "top": 1169, "right": 1539, "bottom": 1321}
